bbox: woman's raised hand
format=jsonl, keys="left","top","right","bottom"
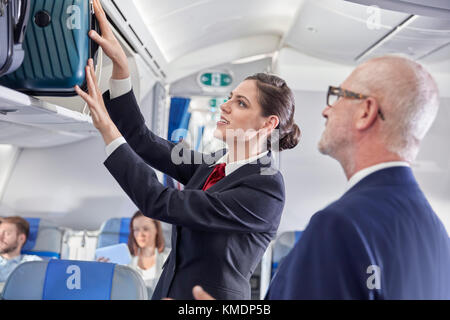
{"left": 90, "top": 0, "right": 129, "bottom": 79}
{"left": 75, "top": 58, "right": 122, "bottom": 144}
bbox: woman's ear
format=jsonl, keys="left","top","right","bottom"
{"left": 262, "top": 115, "right": 280, "bottom": 135}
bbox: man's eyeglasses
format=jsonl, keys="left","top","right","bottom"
{"left": 327, "top": 86, "right": 385, "bottom": 121}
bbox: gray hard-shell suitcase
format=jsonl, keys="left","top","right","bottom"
{"left": 0, "top": 0, "right": 30, "bottom": 76}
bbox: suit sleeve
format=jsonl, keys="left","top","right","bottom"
{"left": 265, "top": 210, "right": 376, "bottom": 299}
{"left": 103, "top": 89, "right": 205, "bottom": 185}
{"left": 104, "top": 143, "right": 285, "bottom": 234}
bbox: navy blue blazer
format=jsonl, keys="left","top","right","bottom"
{"left": 103, "top": 90, "right": 285, "bottom": 299}
{"left": 266, "top": 166, "right": 450, "bottom": 299}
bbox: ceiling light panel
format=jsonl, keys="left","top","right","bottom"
{"left": 132, "top": 0, "right": 302, "bottom": 62}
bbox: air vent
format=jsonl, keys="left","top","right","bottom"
{"left": 149, "top": 68, "right": 159, "bottom": 78}
{"left": 145, "top": 48, "right": 153, "bottom": 59}
{"left": 106, "top": 14, "right": 137, "bottom": 54}
{"left": 129, "top": 25, "right": 144, "bottom": 46}
{"left": 160, "top": 71, "right": 166, "bottom": 78}
{"left": 153, "top": 60, "right": 160, "bottom": 70}
{"left": 111, "top": 0, "right": 127, "bottom": 22}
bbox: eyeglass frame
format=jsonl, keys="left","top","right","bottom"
{"left": 327, "top": 86, "right": 385, "bottom": 121}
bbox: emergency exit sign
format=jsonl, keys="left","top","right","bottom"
{"left": 199, "top": 71, "right": 233, "bottom": 88}
{"left": 209, "top": 98, "right": 227, "bottom": 108}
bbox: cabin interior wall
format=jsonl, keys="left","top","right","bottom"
{"left": 0, "top": 145, "right": 20, "bottom": 205}
{"left": 0, "top": 137, "right": 139, "bottom": 231}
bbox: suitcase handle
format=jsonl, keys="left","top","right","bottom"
{"left": 13, "top": 0, "right": 30, "bottom": 44}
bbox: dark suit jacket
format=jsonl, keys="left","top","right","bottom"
{"left": 103, "top": 90, "right": 285, "bottom": 299}
{"left": 266, "top": 166, "right": 450, "bottom": 299}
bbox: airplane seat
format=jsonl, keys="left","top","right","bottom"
{"left": 21, "top": 218, "right": 63, "bottom": 260}
{"left": 97, "top": 217, "right": 172, "bottom": 250}
{"left": 1, "top": 259, "right": 148, "bottom": 300}
{"left": 271, "top": 231, "right": 303, "bottom": 279}
{"left": 97, "top": 217, "right": 131, "bottom": 249}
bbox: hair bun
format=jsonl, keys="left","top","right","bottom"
{"left": 279, "top": 123, "right": 301, "bottom": 151}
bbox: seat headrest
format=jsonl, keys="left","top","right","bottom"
{"left": 2, "top": 260, "right": 148, "bottom": 300}
{"left": 21, "top": 218, "right": 62, "bottom": 259}
{"left": 97, "top": 218, "right": 131, "bottom": 248}
{"left": 98, "top": 217, "right": 172, "bottom": 250}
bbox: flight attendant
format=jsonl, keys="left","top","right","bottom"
{"left": 76, "top": 0, "right": 300, "bottom": 300}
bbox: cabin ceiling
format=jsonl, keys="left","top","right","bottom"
{"left": 132, "top": 0, "right": 300, "bottom": 63}
{"left": 131, "top": 0, "right": 450, "bottom": 82}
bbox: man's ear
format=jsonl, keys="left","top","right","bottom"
{"left": 355, "top": 97, "right": 380, "bottom": 131}
{"left": 18, "top": 233, "right": 27, "bottom": 247}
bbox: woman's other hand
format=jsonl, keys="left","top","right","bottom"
{"left": 75, "top": 59, "right": 122, "bottom": 145}
{"left": 96, "top": 256, "right": 111, "bottom": 263}
{"left": 192, "top": 286, "right": 215, "bottom": 300}
{"left": 90, "top": 0, "right": 129, "bottom": 79}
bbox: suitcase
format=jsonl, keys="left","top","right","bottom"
{"left": 0, "top": 0, "right": 99, "bottom": 96}
{"left": 0, "top": 0, "right": 31, "bottom": 76}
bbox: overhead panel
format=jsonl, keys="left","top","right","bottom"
{"left": 360, "top": 15, "right": 450, "bottom": 62}
{"left": 284, "top": 0, "right": 409, "bottom": 64}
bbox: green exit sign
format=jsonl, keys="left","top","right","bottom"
{"left": 199, "top": 72, "right": 233, "bottom": 88}
{"left": 209, "top": 98, "right": 227, "bottom": 108}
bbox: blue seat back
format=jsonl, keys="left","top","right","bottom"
{"left": 271, "top": 231, "right": 303, "bottom": 278}
{"left": 97, "top": 218, "right": 131, "bottom": 248}
{"left": 2, "top": 259, "right": 148, "bottom": 300}
{"left": 21, "top": 218, "right": 62, "bottom": 260}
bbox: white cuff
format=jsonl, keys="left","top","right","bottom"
{"left": 105, "top": 137, "right": 127, "bottom": 158}
{"left": 109, "top": 77, "right": 132, "bottom": 99}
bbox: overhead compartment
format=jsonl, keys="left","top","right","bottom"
{"left": 0, "top": 85, "right": 95, "bottom": 147}
{"left": 0, "top": 0, "right": 167, "bottom": 148}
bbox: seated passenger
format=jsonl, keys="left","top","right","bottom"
{"left": 0, "top": 216, "right": 42, "bottom": 283}
{"left": 128, "top": 211, "right": 169, "bottom": 290}
{"left": 98, "top": 211, "right": 169, "bottom": 292}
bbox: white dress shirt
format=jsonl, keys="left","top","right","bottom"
{"left": 214, "top": 151, "right": 269, "bottom": 176}
{"left": 105, "top": 77, "right": 133, "bottom": 158}
{"left": 346, "top": 161, "right": 410, "bottom": 191}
